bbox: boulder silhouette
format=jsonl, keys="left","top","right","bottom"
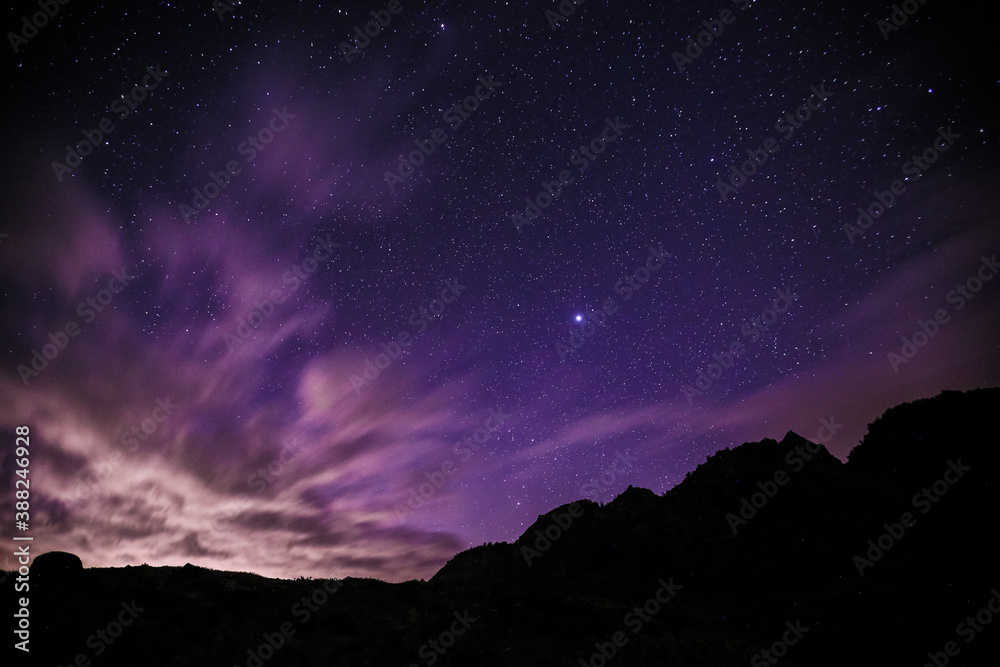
{"left": 31, "top": 550, "right": 83, "bottom": 595}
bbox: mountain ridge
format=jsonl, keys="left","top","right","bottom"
{"left": 9, "top": 387, "right": 999, "bottom": 666}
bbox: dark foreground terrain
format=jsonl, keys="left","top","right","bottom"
{"left": 8, "top": 388, "right": 1000, "bottom": 666}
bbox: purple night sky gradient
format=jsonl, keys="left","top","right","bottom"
{"left": 1, "top": 0, "right": 998, "bottom": 582}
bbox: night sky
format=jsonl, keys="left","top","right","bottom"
{"left": 2, "top": 0, "right": 998, "bottom": 582}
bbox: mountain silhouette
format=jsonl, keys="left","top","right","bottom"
{"left": 7, "top": 387, "right": 999, "bottom": 666}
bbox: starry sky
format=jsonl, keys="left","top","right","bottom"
{"left": 2, "top": 0, "right": 998, "bottom": 582}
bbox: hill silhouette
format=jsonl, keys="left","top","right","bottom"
{"left": 7, "top": 387, "right": 999, "bottom": 666}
